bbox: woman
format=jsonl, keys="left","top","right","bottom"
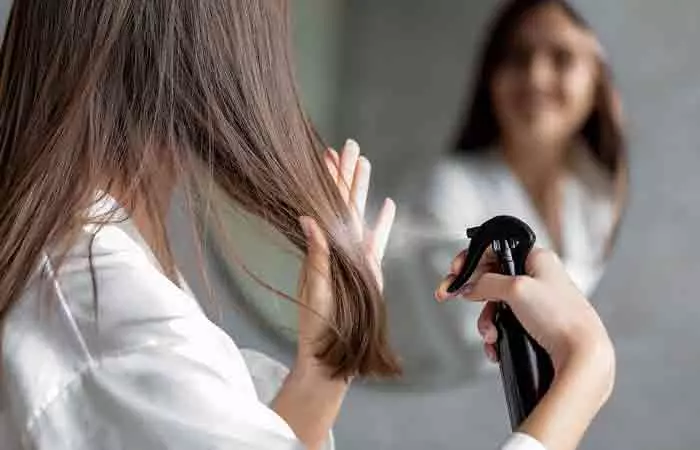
{"left": 0, "top": 1, "right": 613, "bottom": 449}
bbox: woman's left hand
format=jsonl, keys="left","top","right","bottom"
{"left": 295, "top": 139, "right": 396, "bottom": 367}
{"left": 274, "top": 140, "right": 396, "bottom": 450}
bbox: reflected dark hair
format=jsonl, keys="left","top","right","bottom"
{"left": 453, "top": 0, "right": 626, "bottom": 178}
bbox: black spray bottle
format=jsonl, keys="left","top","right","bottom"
{"left": 447, "top": 216, "right": 554, "bottom": 429}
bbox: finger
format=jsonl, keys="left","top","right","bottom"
{"left": 435, "top": 274, "right": 458, "bottom": 302}
{"left": 324, "top": 149, "right": 339, "bottom": 183}
{"left": 462, "top": 272, "right": 535, "bottom": 308}
{"left": 298, "top": 217, "right": 331, "bottom": 306}
{"left": 477, "top": 302, "right": 498, "bottom": 345}
{"left": 366, "top": 253, "right": 384, "bottom": 292}
{"left": 369, "top": 197, "right": 396, "bottom": 262}
{"left": 326, "top": 148, "right": 362, "bottom": 238}
{"left": 297, "top": 217, "right": 334, "bottom": 351}
{"left": 447, "top": 246, "right": 498, "bottom": 280}
{"left": 350, "top": 156, "right": 371, "bottom": 219}
{"left": 525, "top": 247, "right": 564, "bottom": 279}
{"left": 448, "top": 248, "right": 498, "bottom": 274}
{"left": 339, "top": 139, "right": 360, "bottom": 202}
{"left": 328, "top": 147, "right": 340, "bottom": 166}
{"left": 484, "top": 343, "right": 499, "bottom": 363}
{"left": 437, "top": 251, "right": 499, "bottom": 301}
{"left": 449, "top": 250, "right": 467, "bottom": 275}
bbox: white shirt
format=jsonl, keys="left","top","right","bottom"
{"left": 0, "top": 194, "right": 544, "bottom": 450}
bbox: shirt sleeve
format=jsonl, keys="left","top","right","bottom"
{"left": 24, "top": 343, "right": 304, "bottom": 450}
{"left": 500, "top": 432, "right": 547, "bottom": 450}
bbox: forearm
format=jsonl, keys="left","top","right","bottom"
{"left": 272, "top": 363, "right": 348, "bottom": 450}
{"left": 518, "top": 345, "right": 615, "bottom": 450}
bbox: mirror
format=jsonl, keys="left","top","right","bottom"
{"left": 212, "top": 0, "right": 628, "bottom": 389}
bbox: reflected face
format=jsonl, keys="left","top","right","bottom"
{"left": 491, "top": 4, "right": 600, "bottom": 147}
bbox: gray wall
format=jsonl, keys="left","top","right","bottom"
{"left": 292, "top": 0, "right": 345, "bottom": 141}
{"left": 2, "top": 1, "right": 700, "bottom": 449}
{"left": 334, "top": 0, "right": 495, "bottom": 196}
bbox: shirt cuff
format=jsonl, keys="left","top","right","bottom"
{"left": 500, "top": 432, "right": 547, "bottom": 450}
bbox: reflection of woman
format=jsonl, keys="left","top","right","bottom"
{"left": 385, "top": 0, "right": 623, "bottom": 395}
{"left": 446, "top": 0, "right": 626, "bottom": 294}
{"left": 0, "top": 1, "right": 613, "bottom": 450}
{"left": 417, "top": 0, "right": 626, "bottom": 295}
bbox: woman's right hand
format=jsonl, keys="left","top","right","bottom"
{"left": 435, "top": 248, "right": 615, "bottom": 450}
{"left": 437, "top": 247, "right": 614, "bottom": 376}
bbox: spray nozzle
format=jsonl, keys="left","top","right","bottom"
{"left": 447, "top": 216, "right": 536, "bottom": 294}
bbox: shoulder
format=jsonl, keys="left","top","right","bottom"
{"left": 387, "top": 149, "right": 508, "bottom": 249}
{"left": 27, "top": 222, "right": 206, "bottom": 350}
{"left": 423, "top": 149, "right": 506, "bottom": 218}
{"left": 395, "top": 149, "right": 503, "bottom": 203}
{"left": 2, "top": 223, "right": 244, "bottom": 435}
{"left": 431, "top": 149, "right": 504, "bottom": 187}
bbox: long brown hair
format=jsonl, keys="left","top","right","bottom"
{"left": 453, "top": 0, "right": 626, "bottom": 180}
{"left": 0, "top": 1, "right": 400, "bottom": 378}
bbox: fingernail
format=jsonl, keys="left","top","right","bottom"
{"left": 485, "top": 327, "right": 498, "bottom": 345}
{"left": 434, "top": 290, "right": 445, "bottom": 302}
{"left": 456, "top": 282, "right": 475, "bottom": 296}
{"left": 345, "top": 139, "right": 359, "bottom": 152}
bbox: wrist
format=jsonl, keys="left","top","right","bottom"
{"left": 518, "top": 340, "right": 615, "bottom": 450}
{"left": 291, "top": 356, "right": 351, "bottom": 394}
{"left": 273, "top": 363, "right": 346, "bottom": 450}
{"left": 557, "top": 334, "right": 616, "bottom": 408}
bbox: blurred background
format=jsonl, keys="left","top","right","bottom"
{"left": 214, "top": 0, "right": 700, "bottom": 447}
{"left": 4, "top": 0, "right": 700, "bottom": 448}
{"left": 246, "top": 1, "right": 700, "bottom": 448}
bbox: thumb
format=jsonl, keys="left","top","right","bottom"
{"left": 462, "top": 272, "right": 536, "bottom": 308}
{"left": 299, "top": 216, "right": 332, "bottom": 309}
